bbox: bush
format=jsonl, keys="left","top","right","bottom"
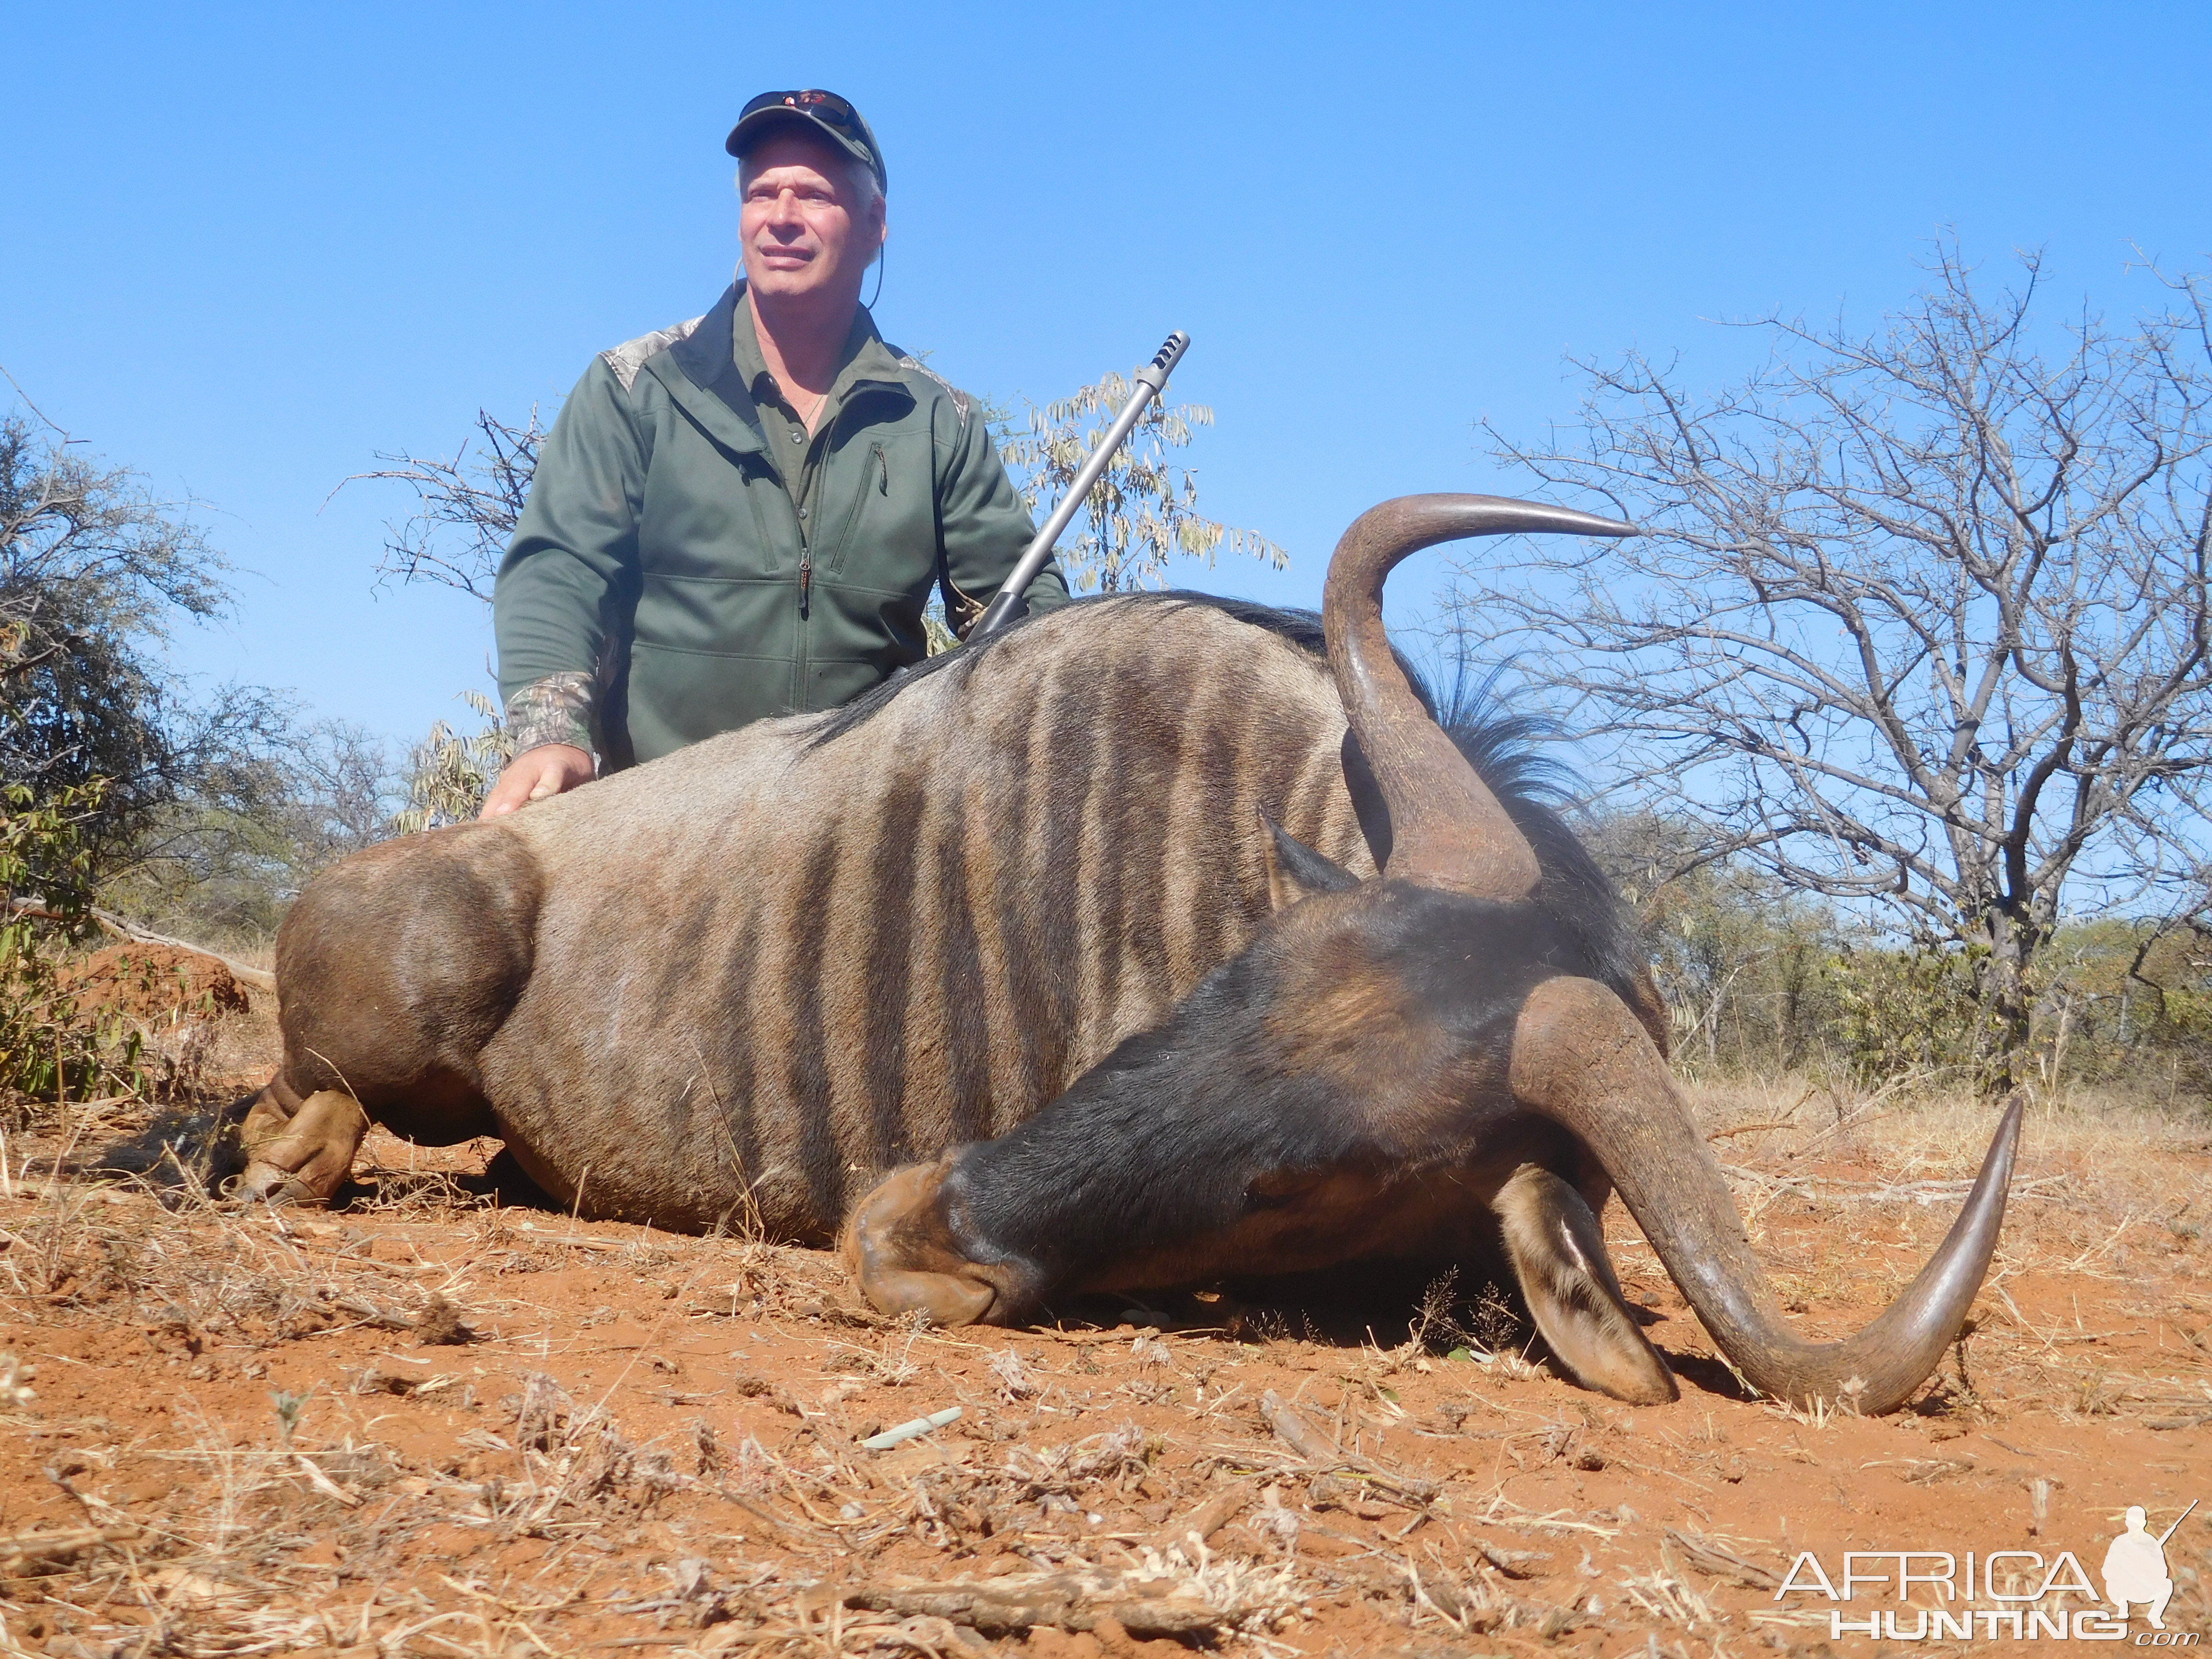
{"left": 393, "top": 690, "right": 513, "bottom": 834}
{"left": 0, "top": 782, "right": 153, "bottom": 1115}
{"left": 1829, "top": 943, "right": 2010, "bottom": 1094}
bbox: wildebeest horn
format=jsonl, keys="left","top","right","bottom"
{"left": 1512, "top": 977, "right": 2021, "bottom": 1413}
{"left": 1322, "top": 494, "right": 1636, "bottom": 899}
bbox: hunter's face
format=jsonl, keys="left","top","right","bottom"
{"left": 738, "top": 132, "right": 885, "bottom": 304}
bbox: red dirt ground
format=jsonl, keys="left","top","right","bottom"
{"left": 0, "top": 973, "right": 2206, "bottom": 1657}
{"left": 57, "top": 945, "right": 251, "bottom": 1024}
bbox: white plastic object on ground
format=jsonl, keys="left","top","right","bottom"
{"left": 861, "top": 1407, "right": 962, "bottom": 1450}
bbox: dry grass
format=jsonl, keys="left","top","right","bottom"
{"left": 1683, "top": 1073, "right": 2212, "bottom": 1294}
{"left": 0, "top": 1074, "right": 2201, "bottom": 1656}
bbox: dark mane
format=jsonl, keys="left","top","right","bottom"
{"left": 805, "top": 592, "right": 1338, "bottom": 751}
{"left": 807, "top": 590, "right": 1638, "bottom": 980}
{"left": 1430, "top": 659, "right": 1647, "bottom": 997}
{"left": 808, "top": 590, "right": 1557, "bottom": 808}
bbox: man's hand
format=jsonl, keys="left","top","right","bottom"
{"left": 481, "top": 745, "right": 594, "bottom": 818}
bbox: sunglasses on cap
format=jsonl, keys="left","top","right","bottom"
{"left": 729, "top": 89, "right": 885, "bottom": 190}
{"left": 739, "top": 88, "right": 865, "bottom": 138}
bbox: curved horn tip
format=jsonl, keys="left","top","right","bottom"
{"left": 1981, "top": 1089, "right": 2027, "bottom": 1187}
{"left": 1837, "top": 1090, "right": 2024, "bottom": 1416}
{"left": 1474, "top": 494, "right": 1639, "bottom": 541}
{"left": 1998, "top": 1088, "right": 2026, "bottom": 1143}
{"left": 1457, "top": 493, "right": 1640, "bottom": 543}
{"left": 1329, "top": 493, "right": 1639, "bottom": 561}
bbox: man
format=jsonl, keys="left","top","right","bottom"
{"left": 2102, "top": 1506, "right": 2174, "bottom": 1629}
{"left": 483, "top": 89, "right": 1068, "bottom": 816}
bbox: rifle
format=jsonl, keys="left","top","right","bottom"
{"left": 2157, "top": 1499, "right": 2198, "bottom": 1547}
{"left": 968, "top": 329, "right": 1190, "bottom": 641}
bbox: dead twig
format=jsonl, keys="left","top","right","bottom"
{"left": 0, "top": 1523, "right": 140, "bottom": 1575}
{"left": 1663, "top": 1527, "right": 1780, "bottom": 1590}
{"left": 1151, "top": 1482, "right": 1253, "bottom": 1557}
{"left": 844, "top": 1562, "right": 1286, "bottom": 1639}
{"left": 1258, "top": 1389, "right": 1439, "bottom": 1504}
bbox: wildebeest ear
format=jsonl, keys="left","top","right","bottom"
{"left": 1260, "top": 811, "right": 1359, "bottom": 912}
{"left": 1493, "top": 1163, "right": 1677, "bottom": 1405}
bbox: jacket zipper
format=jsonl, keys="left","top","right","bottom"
{"left": 797, "top": 410, "right": 838, "bottom": 621}
{"left": 827, "top": 441, "right": 886, "bottom": 577}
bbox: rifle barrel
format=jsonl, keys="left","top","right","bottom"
{"left": 2157, "top": 1498, "right": 2198, "bottom": 1546}
{"left": 969, "top": 330, "right": 1190, "bottom": 642}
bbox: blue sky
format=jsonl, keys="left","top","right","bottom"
{"left": 4, "top": 1, "right": 2207, "bottom": 753}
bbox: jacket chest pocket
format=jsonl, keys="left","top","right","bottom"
{"left": 637, "top": 441, "right": 789, "bottom": 578}
{"left": 825, "top": 433, "right": 935, "bottom": 587}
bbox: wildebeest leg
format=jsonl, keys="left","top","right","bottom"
{"left": 241, "top": 822, "right": 538, "bottom": 1203}
{"left": 1491, "top": 1163, "right": 1676, "bottom": 1405}
{"left": 111, "top": 818, "right": 540, "bottom": 1205}
{"left": 236, "top": 1080, "right": 370, "bottom": 1205}
{"left": 842, "top": 1160, "right": 1000, "bottom": 1325}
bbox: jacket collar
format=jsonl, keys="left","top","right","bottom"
{"left": 666, "top": 284, "right": 769, "bottom": 444}
{"left": 656, "top": 281, "right": 916, "bottom": 452}
{"left": 840, "top": 314, "right": 914, "bottom": 395}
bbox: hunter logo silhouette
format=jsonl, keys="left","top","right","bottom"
{"left": 2105, "top": 1501, "right": 2195, "bottom": 1630}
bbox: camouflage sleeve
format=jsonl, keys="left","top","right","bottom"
{"left": 504, "top": 671, "right": 598, "bottom": 759}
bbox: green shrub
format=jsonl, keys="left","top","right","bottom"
{"left": 1828, "top": 944, "right": 2010, "bottom": 1094}
{"left": 0, "top": 781, "right": 153, "bottom": 1114}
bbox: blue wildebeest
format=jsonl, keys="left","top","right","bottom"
{"left": 231, "top": 495, "right": 2016, "bottom": 1411}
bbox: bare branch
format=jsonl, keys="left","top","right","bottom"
{"left": 1460, "top": 239, "right": 2212, "bottom": 1076}
{"left": 337, "top": 408, "right": 548, "bottom": 605}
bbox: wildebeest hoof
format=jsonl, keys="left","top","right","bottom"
{"left": 842, "top": 1158, "right": 1017, "bottom": 1327}
{"left": 233, "top": 1162, "right": 320, "bottom": 1206}
{"left": 231, "top": 1087, "right": 369, "bottom": 1207}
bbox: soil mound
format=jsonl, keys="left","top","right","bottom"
{"left": 60, "top": 941, "right": 252, "bottom": 1022}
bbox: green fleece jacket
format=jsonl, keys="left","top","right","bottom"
{"left": 494, "top": 282, "right": 1068, "bottom": 768}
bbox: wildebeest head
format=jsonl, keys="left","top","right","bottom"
{"left": 845, "top": 493, "right": 2018, "bottom": 1414}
